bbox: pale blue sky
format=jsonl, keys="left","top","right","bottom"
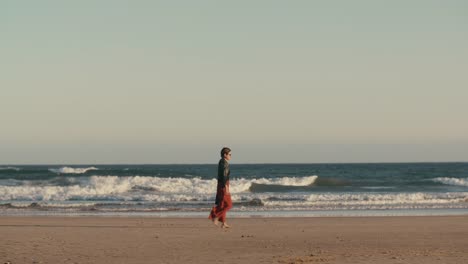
{"left": 1, "top": 1, "right": 467, "bottom": 164}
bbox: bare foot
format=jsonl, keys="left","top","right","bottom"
{"left": 221, "top": 222, "right": 231, "bottom": 229}
{"left": 212, "top": 217, "right": 219, "bottom": 226}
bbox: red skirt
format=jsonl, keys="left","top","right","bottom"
{"left": 209, "top": 184, "right": 232, "bottom": 223}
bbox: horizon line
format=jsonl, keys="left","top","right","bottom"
{"left": 2, "top": 161, "right": 468, "bottom": 166}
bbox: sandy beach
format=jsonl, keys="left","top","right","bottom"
{"left": 0, "top": 216, "right": 467, "bottom": 264}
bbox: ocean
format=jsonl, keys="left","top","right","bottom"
{"left": 1, "top": 163, "right": 468, "bottom": 217}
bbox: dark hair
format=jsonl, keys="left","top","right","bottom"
{"left": 220, "top": 147, "right": 231, "bottom": 157}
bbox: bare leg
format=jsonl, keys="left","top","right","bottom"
{"left": 212, "top": 217, "right": 220, "bottom": 226}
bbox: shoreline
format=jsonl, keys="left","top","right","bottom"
{"left": 2, "top": 208, "right": 468, "bottom": 218}
{"left": 1, "top": 215, "right": 467, "bottom": 264}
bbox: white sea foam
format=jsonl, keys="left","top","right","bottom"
{"left": 230, "top": 176, "right": 317, "bottom": 193}
{"left": 306, "top": 192, "right": 468, "bottom": 205}
{"left": 433, "top": 177, "right": 468, "bottom": 187}
{"left": 259, "top": 175, "right": 318, "bottom": 186}
{"left": 0, "top": 175, "right": 316, "bottom": 202}
{"left": 253, "top": 192, "right": 468, "bottom": 210}
{"left": 1, "top": 175, "right": 467, "bottom": 211}
{"left": 49, "top": 167, "right": 98, "bottom": 174}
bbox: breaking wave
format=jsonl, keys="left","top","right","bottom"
{"left": 432, "top": 177, "right": 468, "bottom": 187}
{"left": 0, "top": 175, "right": 317, "bottom": 201}
{"left": 48, "top": 167, "right": 98, "bottom": 174}
{"left": 1, "top": 173, "right": 468, "bottom": 213}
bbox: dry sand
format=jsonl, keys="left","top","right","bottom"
{"left": 1, "top": 216, "right": 467, "bottom": 264}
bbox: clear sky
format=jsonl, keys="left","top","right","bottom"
{"left": 1, "top": 1, "right": 467, "bottom": 164}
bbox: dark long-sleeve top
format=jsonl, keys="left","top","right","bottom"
{"left": 217, "top": 158, "right": 230, "bottom": 188}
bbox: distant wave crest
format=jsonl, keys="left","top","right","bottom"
{"left": 433, "top": 177, "right": 468, "bottom": 187}
{"left": 49, "top": 167, "right": 98, "bottom": 174}
{"left": 0, "top": 167, "right": 21, "bottom": 171}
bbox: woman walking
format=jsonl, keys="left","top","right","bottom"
{"left": 209, "top": 147, "right": 233, "bottom": 228}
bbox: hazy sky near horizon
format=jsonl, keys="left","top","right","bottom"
{"left": 1, "top": 1, "right": 468, "bottom": 164}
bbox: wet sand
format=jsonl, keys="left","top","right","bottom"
{"left": 1, "top": 216, "right": 467, "bottom": 264}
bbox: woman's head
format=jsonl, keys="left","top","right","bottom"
{"left": 220, "top": 147, "right": 232, "bottom": 160}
